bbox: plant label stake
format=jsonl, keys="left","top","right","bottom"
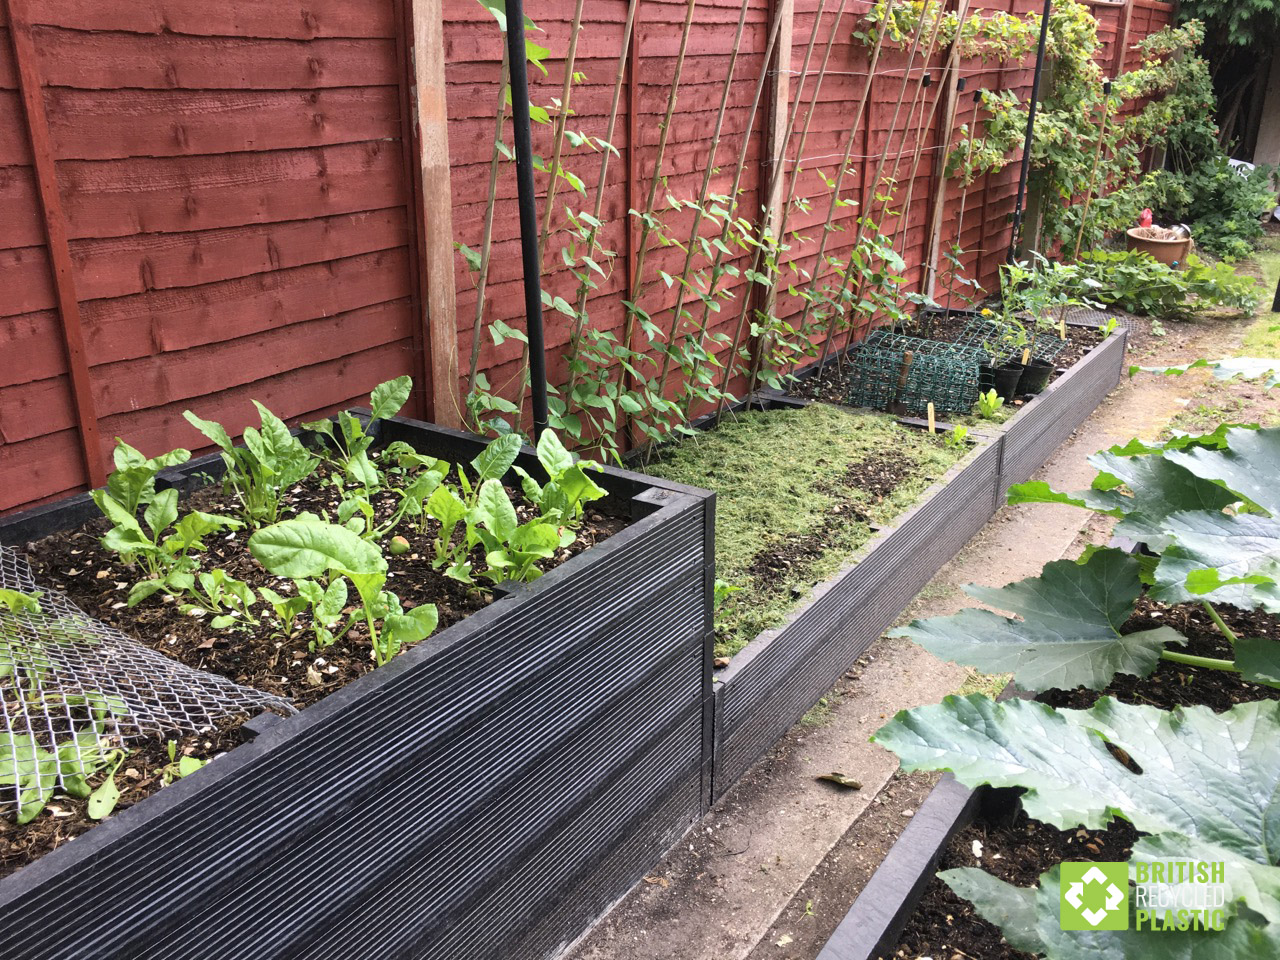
{"left": 927, "top": 402, "right": 936, "bottom": 434}
{"left": 1022, "top": 347, "right": 1032, "bottom": 366}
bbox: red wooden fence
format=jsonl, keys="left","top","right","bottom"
{"left": 0, "top": 0, "right": 1173, "bottom": 513}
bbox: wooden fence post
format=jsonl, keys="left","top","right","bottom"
{"left": 407, "top": 0, "right": 462, "bottom": 428}
{"left": 5, "top": 0, "right": 106, "bottom": 488}
{"left": 1111, "top": 0, "right": 1135, "bottom": 78}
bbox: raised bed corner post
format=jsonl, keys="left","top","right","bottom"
{"left": 6, "top": 0, "right": 107, "bottom": 489}
{"left": 1008, "top": 0, "right": 1053, "bottom": 264}
{"left": 503, "top": 0, "right": 550, "bottom": 440}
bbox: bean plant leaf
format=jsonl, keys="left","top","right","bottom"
{"left": 874, "top": 695, "right": 1280, "bottom": 867}
{"left": 471, "top": 435, "right": 523, "bottom": 483}
{"left": 369, "top": 376, "right": 412, "bottom": 423}
{"left": 248, "top": 520, "right": 387, "bottom": 579}
{"left": 1151, "top": 511, "right": 1280, "bottom": 612}
{"left": 889, "top": 549, "right": 1184, "bottom": 692}
{"left": 1163, "top": 426, "right": 1280, "bottom": 515}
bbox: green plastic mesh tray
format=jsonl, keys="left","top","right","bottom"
{"left": 846, "top": 331, "right": 988, "bottom": 416}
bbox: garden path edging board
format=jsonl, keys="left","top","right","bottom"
{"left": 709, "top": 327, "right": 1126, "bottom": 800}
{"left": 0, "top": 417, "right": 715, "bottom": 960}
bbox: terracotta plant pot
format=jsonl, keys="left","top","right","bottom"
{"left": 1125, "top": 226, "right": 1192, "bottom": 268}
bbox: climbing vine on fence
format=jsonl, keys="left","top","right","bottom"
{"left": 932, "top": 4, "right": 1212, "bottom": 252}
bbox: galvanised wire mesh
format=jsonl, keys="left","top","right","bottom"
{"left": 1, "top": 545, "right": 294, "bottom": 814}
{"left": 957, "top": 317, "right": 1067, "bottom": 365}
{"left": 845, "top": 331, "right": 987, "bottom": 416}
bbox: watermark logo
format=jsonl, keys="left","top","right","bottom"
{"left": 1060, "top": 862, "right": 1129, "bottom": 930}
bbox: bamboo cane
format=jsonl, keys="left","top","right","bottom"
{"left": 711, "top": 0, "right": 835, "bottom": 421}
{"left": 517, "top": 0, "right": 588, "bottom": 425}
{"left": 744, "top": 0, "right": 854, "bottom": 396}
{"left": 1071, "top": 80, "right": 1114, "bottom": 261}
{"left": 834, "top": 0, "right": 953, "bottom": 362}
{"left": 562, "top": 0, "right": 641, "bottom": 400}
{"left": 786, "top": 1, "right": 894, "bottom": 359}
{"left": 652, "top": 0, "right": 753, "bottom": 402}
{"left": 618, "top": 0, "right": 701, "bottom": 361}
{"left": 942, "top": 89, "right": 984, "bottom": 327}
{"left": 891, "top": 0, "right": 976, "bottom": 259}
{"left": 813, "top": 1, "right": 938, "bottom": 374}
{"left": 464, "top": 49, "right": 511, "bottom": 422}
{"left": 678, "top": 9, "right": 786, "bottom": 421}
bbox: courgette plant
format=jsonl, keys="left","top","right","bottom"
{"left": 877, "top": 411, "right": 1280, "bottom": 956}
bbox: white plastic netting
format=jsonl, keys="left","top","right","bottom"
{"left": 1, "top": 544, "right": 294, "bottom": 814}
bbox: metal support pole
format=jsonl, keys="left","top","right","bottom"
{"left": 1008, "top": 0, "right": 1053, "bottom": 262}
{"left": 504, "top": 0, "right": 549, "bottom": 439}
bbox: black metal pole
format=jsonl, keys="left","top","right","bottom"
{"left": 1008, "top": 0, "right": 1053, "bottom": 262}
{"left": 504, "top": 0, "right": 549, "bottom": 440}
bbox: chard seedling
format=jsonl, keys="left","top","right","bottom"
{"left": 161, "top": 740, "right": 207, "bottom": 786}
{"left": 512, "top": 430, "right": 607, "bottom": 543}
{"left": 944, "top": 426, "right": 970, "bottom": 450}
{"left": 249, "top": 518, "right": 438, "bottom": 666}
{"left": 183, "top": 401, "right": 317, "bottom": 526}
{"left": 302, "top": 376, "right": 413, "bottom": 489}
{"left": 176, "top": 570, "right": 258, "bottom": 630}
{"left": 0, "top": 730, "right": 111, "bottom": 825}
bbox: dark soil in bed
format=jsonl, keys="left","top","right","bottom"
{"left": 883, "top": 809, "right": 1139, "bottom": 960}
{"left": 744, "top": 453, "right": 915, "bottom": 586}
{"left": 23, "top": 468, "right": 624, "bottom": 710}
{"left": 1041, "top": 595, "right": 1280, "bottom": 713}
{"left": 885, "top": 596, "right": 1279, "bottom": 959}
{"left": 789, "top": 318, "right": 1104, "bottom": 407}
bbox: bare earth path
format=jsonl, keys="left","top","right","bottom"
{"left": 565, "top": 304, "right": 1260, "bottom": 960}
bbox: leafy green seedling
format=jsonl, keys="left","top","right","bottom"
{"left": 513, "top": 430, "right": 607, "bottom": 544}
{"left": 249, "top": 518, "right": 437, "bottom": 666}
{"left": 161, "top": 741, "right": 208, "bottom": 787}
{"left": 302, "top": 376, "right": 413, "bottom": 489}
{"left": 184, "top": 401, "right": 317, "bottom": 526}
{"left": 176, "top": 570, "right": 258, "bottom": 630}
{"left": 975, "top": 389, "right": 1004, "bottom": 419}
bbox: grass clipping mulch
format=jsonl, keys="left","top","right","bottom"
{"left": 645, "top": 403, "right": 965, "bottom": 658}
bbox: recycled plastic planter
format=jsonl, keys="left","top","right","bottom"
{"left": 0, "top": 416, "right": 715, "bottom": 960}
{"left": 710, "top": 326, "right": 1127, "bottom": 799}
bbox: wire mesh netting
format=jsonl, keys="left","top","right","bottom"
{"left": 845, "top": 331, "right": 988, "bottom": 416}
{"left": 1, "top": 545, "right": 294, "bottom": 815}
{"left": 956, "top": 317, "right": 1067, "bottom": 366}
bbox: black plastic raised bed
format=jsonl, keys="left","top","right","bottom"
{"left": 0, "top": 415, "right": 715, "bottom": 960}
{"left": 710, "top": 325, "right": 1126, "bottom": 798}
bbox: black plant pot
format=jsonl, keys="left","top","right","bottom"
{"left": 989, "top": 362, "right": 1024, "bottom": 401}
{"left": 1017, "top": 358, "right": 1054, "bottom": 395}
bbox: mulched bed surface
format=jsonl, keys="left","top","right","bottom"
{"left": 886, "top": 595, "right": 1279, "bottom": 959}
{"left": 5, "top": 463, "right": 624, "bottom": 877}
{"left": 744, "top": 454, "right": 914, "bottom": 586}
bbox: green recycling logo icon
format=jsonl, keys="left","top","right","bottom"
{"left": 1060, "top": 862, "right": 1129, "bottom": 930}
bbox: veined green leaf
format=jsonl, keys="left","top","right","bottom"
{"left": 889, "top": 549, "right": 1183, "bottom": 692}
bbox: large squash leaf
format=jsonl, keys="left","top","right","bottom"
{"left": 1164, "top": 427, "right": 1280, "bottom": 515}
{"left": 942, "top": 860, "right": 1280, "bottom": 960}
{"left": 875, "top": 695, "right": 1280, "bottom": 867}
{"left": 888, "top": 549, "right": 1184, "bottom": 692}
{"left": 1008, "top": 452, "right": 1238, "bottom": 546}
{"left": 1151, "top": 511, "right": 1280, "bottom": 612}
